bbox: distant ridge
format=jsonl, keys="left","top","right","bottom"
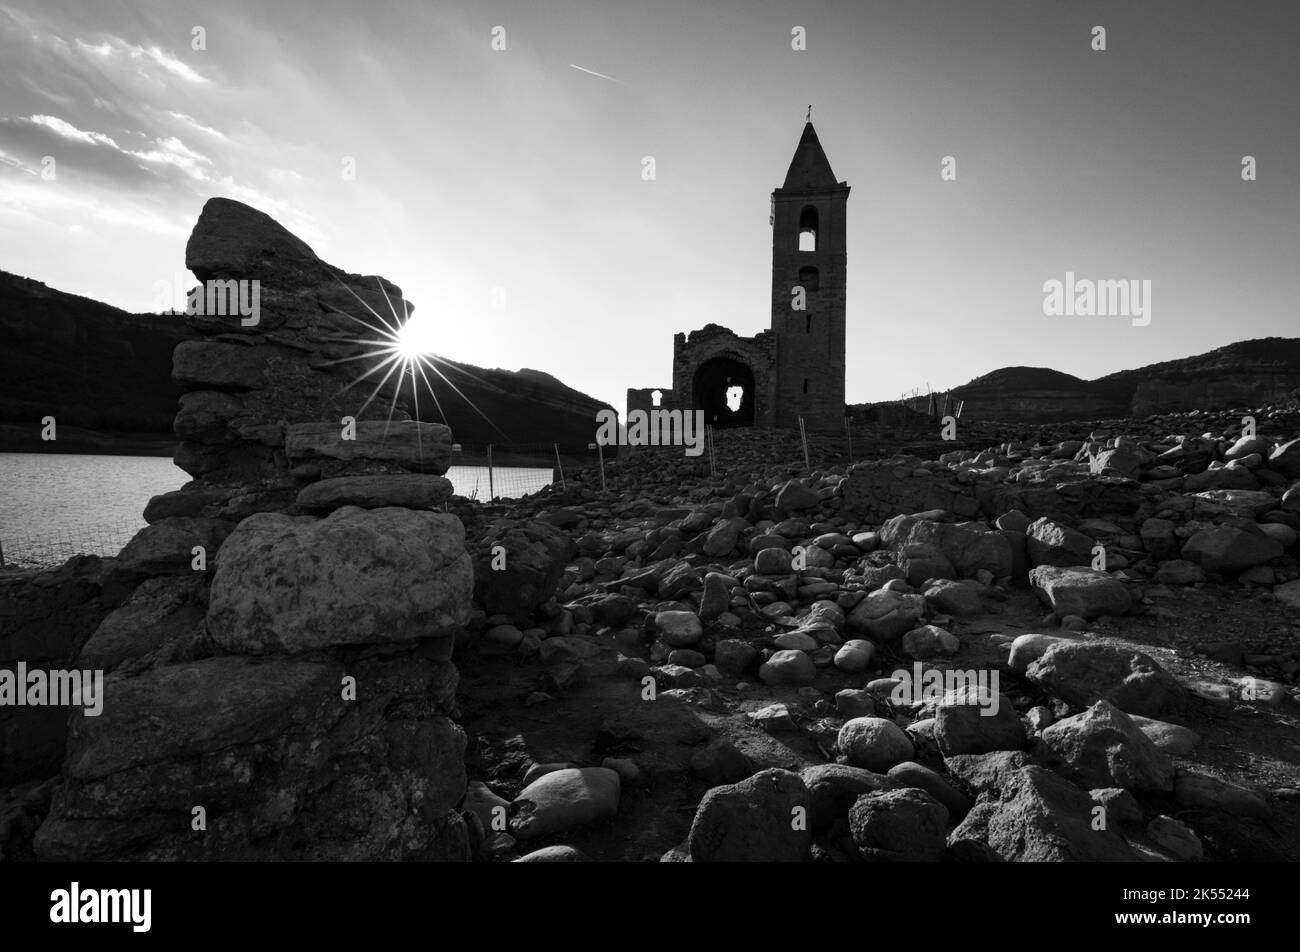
{"left": 852, "top": 338, "right": 1300, "bottom": 423}
{"left": 0, "top": 269, "right": 613, "bottom": 453}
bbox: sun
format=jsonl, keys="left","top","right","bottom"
{"left": 310, "top": 272, "right": 506, "bottom": 446}
{"left": 395, "top": 320, "right": 430, "bottom": 359}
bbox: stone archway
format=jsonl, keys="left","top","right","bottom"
{"left": 694, "top": 356, "right": 755, "bottom": 428}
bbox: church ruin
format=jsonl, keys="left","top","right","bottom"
{"left": 627, "top": 120, "right": 850, "bottom": 431}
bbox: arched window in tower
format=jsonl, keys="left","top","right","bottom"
{"left": 798, "top": 205, "right": 818, "bottom": 252}
{"left": 651, "top": 389, "right": 663, "bottom": 407}
{"left": 798, "top": 265, "right": 819, "bottom": 292}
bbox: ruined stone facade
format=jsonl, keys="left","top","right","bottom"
{"left": 628, "top": 122, "right": 850, "bottom": 431}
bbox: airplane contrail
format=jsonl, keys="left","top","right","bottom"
{"left": 568, "top": 63, "right": 625, "bottom": 84}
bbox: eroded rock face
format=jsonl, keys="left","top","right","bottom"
{"left": 207, "top": 506, "right": 472, "bottom": 654}
{"left": 34, "top": 653, "right": 467, "bottom": 861}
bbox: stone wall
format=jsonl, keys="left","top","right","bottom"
{"left": 671, "top": 325, "right": 777, "bottom": 428}
{"left": 626, "top": 386, "right": 678, "bottom": 421}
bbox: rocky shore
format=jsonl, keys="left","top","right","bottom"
{"left": 4, "top": 197, "right": 1299, "bottom": 862}
{"left": 432, "top": 408, "right": 1300, "bottom": 861}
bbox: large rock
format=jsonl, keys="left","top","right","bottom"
{"left": 1025, "top": 518, "right": 1095, "bottom": 568}
{"left": 1025, "top": 641, "right": 1179, "bottom": 715}
{"left": 116, "top": 517, "right": 231, "bottom": 577}
{"left": 934, "top": 688, "right": 1026, "bottom": 756}
{"left": 838, "top": 717, "right": 915, "bottom": 772}
{"left": 207, "top": 506, "right": 471, "bottom": 653}
{"left": 186, "top": 195, "right": 324, "bottom": 286}
{"left": 1027, "top": 565, "right": 1131, "bottom": 619}
{"left": 473, "top": 519, "right": 574, "bottom": 618}
{"left": 1268, "top": 438, "right": 1300, "bottom": 479}
{"left": 848, "top": 788, "right": 949, "bottom": 861}
{"left": 687, "top": 768, "right": 811, "bottom": 862}
{"left": 35, "top": 653, "right": 468, "bottom": 861}
{"left": 775, "top": 480, "right": 820, "bottom": 511}
{"left": 799, "top": 764, "right": 897, "bottom": 830}
{"left": 509, "top": 768, "right": 621, "bottom": 840}
{"left": 1180, "top": 524, "right": 1283, "bottom": 576}
{"left": 173, "top": 389, "right": 245, "bottom": 441}
{"left": 1129, "top": 715, "right": 1201, "bottom": 756}
{"left": 901, "top": 625, "right": 959, "bottom": 659}
{"left": 1007, "top": 633, "right": 1068, "bottom": 675}
{"left": 1173, "top": 770, "right": 1271, "bottom": 819}
{"left": 78, "top": 576, "right": 206, "bottom": 672}
{"left": 1089, "top": 445, "right": 1143, "bottom": 480}
{"left": 923, "top": 579, "right": 982, "bottom": 615}
{"left": 285, "top": 421, "right": 453, "bottom": 474}
{"left": 905, "top": 521, "right": 1012, "bottom": 578}
{"left": 887, "top": 761, "right": 972, "bottom": 816}
{"left": 702, "top": 517, "right": 748, "bottom": 557}
{"left": 1036, "top": 701, "right": 1175, "bottom": 791}
{"left": 296, "top": 474, "right": 454, "bottom": 511}
{"left": 656, "top": 610, "right": 704, "bottom": 647}
{"left": 846, "top": 589, "right": 925, "bottom": 643}
{"left": 949, "top": 765, "right": 1136, "bottom": 861}
{"left": 758, "top": 649, "right": 816, "bottom": 685}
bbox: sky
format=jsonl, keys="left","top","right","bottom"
{"left": 0, "top": 0, "right": 1297, "bottom": 418}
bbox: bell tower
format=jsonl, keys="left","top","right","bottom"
{"left": 769, "top": 120, "right": 849, "bottom": 430}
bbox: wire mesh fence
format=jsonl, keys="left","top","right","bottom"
{"left": 446, "top": 441, "right": 600, "bottom": 500}
{"left": 0, "top": 520, "right": 142, "bottom": 569}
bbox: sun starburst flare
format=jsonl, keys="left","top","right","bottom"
{"left": 309, "top": 269, "right": 507, "bottom": 464}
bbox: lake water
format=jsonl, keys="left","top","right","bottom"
{"left": 0, "top": 453, "right": 552, "bottom": 566}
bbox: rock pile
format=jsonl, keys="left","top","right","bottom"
{"left": 444, "top": 415, "right": 1300, "bottom": 860}
{"left": 27, "top": 199, "right": 475, "bottom": 860}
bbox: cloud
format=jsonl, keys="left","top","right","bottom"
{"left": 74, "top": 35, "right": 211, "bottom": 86}
{"left": 165, "top": 110, "right": 227, "bottom": 139}
{"left": 26, "top": 114, "right": 119, "bottom": 148}
{"left": 127, "top": 135, "right": 212, "bottom": 179}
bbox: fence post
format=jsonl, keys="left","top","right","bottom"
{"left": 588, "top": 441, "right": 606, "bottom": 492}
{"left": 845, "top": 416, "right": 853, "bottom": 462}
{"left": 707, "top": 425, "right": 716, "bottom": 477}
{"left": 0, "top": 537, "right": 5, "bottom": 568}
{"left": 554, "top": 443, "right": 566, "bottom": 490}
{"left": 487, "top": 444, "right": 495, "bottom": 500}
{"left": 798, "top": 415, "right": 810, "bottom": 470}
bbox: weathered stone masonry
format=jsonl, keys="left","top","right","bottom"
{"left": 628, "top": 121, "right": 849, "bottom": 432}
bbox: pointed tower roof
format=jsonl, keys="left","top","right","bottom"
{"left": 781, "top": 122, "right": 842, "bottom": 191}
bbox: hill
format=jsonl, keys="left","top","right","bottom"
{"left": 0, "top": 270, "right": 611, "bottom": 454}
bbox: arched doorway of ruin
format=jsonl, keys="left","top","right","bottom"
{"left": 693, "top": 356, "right": 755, "bottom": 428}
